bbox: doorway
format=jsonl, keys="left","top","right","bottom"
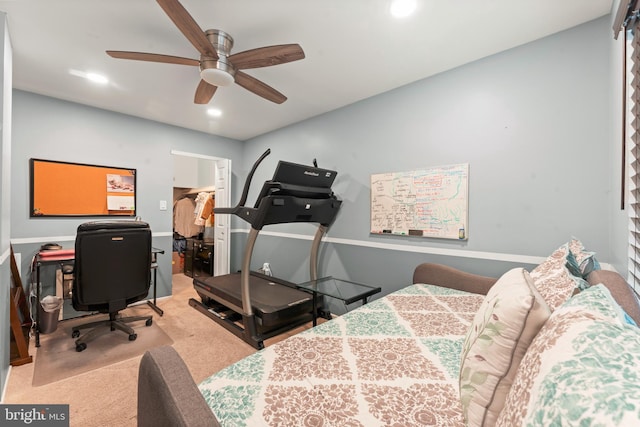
{"left": 171, "top": 150, "right": 231, "bottom": 277}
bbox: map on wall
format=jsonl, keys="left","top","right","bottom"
{"left": 370, "top": 163, "right": 469, "bottom": 240}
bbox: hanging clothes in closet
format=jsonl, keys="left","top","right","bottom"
{"left": 174, "top": 196, "right": 203, "bottom": 238}
{"left": 194, "top": 191, "right": 214, "bottom": 241}
{"left": 193, "top": 192, "right": 210, "bottom": 226}
{"left": 199, "top": 192, "right": 214, "bottom": 226}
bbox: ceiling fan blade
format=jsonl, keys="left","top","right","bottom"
{"left": 234, "top": 71, "right": 287, "bottom": 104}
{"left": 229, "top": 44, "right": 305, "bottom": 70}
{"left": 156, "top": 0, "right": 217, "bottom": 58}
{"left": 106, "top": 51, "right": 199, "bottom": 66}
{"left": 194, "top": 79, "right": 217, "bottom": 104}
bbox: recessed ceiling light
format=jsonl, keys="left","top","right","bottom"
{"left": 207, "top": 108, "right": 222, "bottom": 118}
{"left": 390, "top": 0, "right": 417, "bottom": 18}
{"left": 86, "top": 72, "right": 109, "bottom": 85}
{"left": 69, "top": 69, "right": 109, "bottom": 85}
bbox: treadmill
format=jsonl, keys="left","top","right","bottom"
{"left": 189, "top": 149, "right": 342, "bottom": 349}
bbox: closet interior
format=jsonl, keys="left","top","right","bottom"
{"left": 172, "top": 155, "right": 215, "bottom": 279}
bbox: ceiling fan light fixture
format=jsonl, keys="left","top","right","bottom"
{"left": 105, "top": 1, "right": 304, "bottom": 104}
{"left": 201, "top": 68, "right": 234, "bottom": 87}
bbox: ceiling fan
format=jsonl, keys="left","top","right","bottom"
{"left": 106, "top": 0, "right": 305, "bottom": 104}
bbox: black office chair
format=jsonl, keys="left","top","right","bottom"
{"left": 71, "top": 220, "right": 153, "bottom": 352}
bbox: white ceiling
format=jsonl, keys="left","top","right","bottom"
{"left": 0, "top": 0, "right": 613, "bottom": 141}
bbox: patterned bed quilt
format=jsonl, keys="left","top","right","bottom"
{"left": 199, "top": 284, "right": 485, "bottom": 427}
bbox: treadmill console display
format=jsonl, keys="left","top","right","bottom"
{"left": 271, "top": 161, "right": 337, "bottom": 188}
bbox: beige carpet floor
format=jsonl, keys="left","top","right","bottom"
{"left": 3, "top": 274, "right": 313, "bottom": 426}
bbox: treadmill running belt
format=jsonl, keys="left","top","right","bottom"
{"left": 194, "top": 272, "right": 314, "bottom": 325}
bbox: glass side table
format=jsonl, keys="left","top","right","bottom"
{"left": 296, "top": 276, "right": 381, "bottom": 326}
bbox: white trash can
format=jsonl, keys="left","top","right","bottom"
{"left": 39, "top": 295, "right": 63, "bottom": 334}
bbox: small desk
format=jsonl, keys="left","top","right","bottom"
{"left": 34, "top": 251, "right": 75, "bottom": 347}
{"left": 296, "top": 276, "right": 381, "bottom": 326}
{"left": 34, "top": 247, "right": 165, "bottom": 347}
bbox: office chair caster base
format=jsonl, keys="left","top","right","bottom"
{"left": 75, "top": 342, "right": 87, "bottom": 352}
{"left": 145, "top": 318, "right": 153, "bottom": 327}
{"left": 71, "top": 330, "right": 80, "bottom": 338}
{"left": 129, "top": 333, "right": 137, "bottom": 341}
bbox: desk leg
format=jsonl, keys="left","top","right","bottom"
{"left": 147, "top": 265, "right": 164, "bottom": 316}
{"left": 35, "top": 264, "right": 41, "bottom": 347}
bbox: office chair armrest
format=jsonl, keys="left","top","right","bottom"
{"left": 138, "top": 346, "right": 220, "bottom": 427}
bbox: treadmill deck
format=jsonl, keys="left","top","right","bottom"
{"left": 193, "top": 272, "right": 315, "bottom": 326}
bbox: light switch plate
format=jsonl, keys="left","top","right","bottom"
{"left": 159, "top": 200, "right": 167, "bottom": 211}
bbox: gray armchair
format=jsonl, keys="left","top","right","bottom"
{"left": 138, "top": 346, "right": 220, "bottom": 427}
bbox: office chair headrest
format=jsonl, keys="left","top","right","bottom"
{"left": 77, "top": 220, "right": 150, "bottom": 232}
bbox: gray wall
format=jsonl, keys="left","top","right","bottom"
{"left": 243, "top": 16, "right": 615, "bottom": 292}
{"left": 9, "top": 90, "right": 244, "bottom": 313}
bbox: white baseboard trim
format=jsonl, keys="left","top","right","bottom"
{"left": 11, "top": 231, "right": 174, "bottom": 245}
{"left": 12, "top": 229, "right": 613, "bottom": 269}
{"left": 232, "top": 228, "right": 547, "bottom": 265}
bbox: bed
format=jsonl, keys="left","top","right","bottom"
{"left": 138, "top": 263, "right": 497, "bottom": 427}
{"left": 139, "top": 250, "right": 640, "bottom": 427}
{"left": 198, "top": 283, "right": 485, "bottom": 426}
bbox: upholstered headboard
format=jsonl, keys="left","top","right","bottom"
{"left": 412, "top": 263, "right": 497, "bottom": 295}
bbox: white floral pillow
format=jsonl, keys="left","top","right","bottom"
{"left": 460, "top": 268, "right": 551, "bottom": 427}
{"left": 497, "top": 285, "right": 640, "bottom": 426}
{"left": 529, "top": 243, "right": 585, "bottom": 311}
{"left": 567, "top": 237, "right": 588, "bottom": 262}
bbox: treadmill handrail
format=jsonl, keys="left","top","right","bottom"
{"left": 214, "top": 148, "right": 270, "bottom": 216}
